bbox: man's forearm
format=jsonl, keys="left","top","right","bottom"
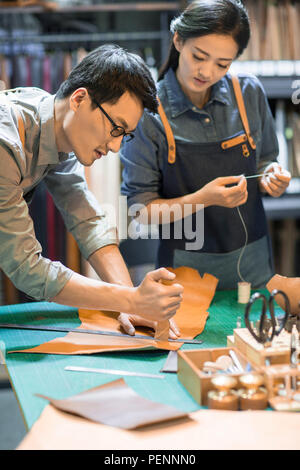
{"left": 88, "top": 244, "right": 133, "bottom": 287}
{"left": 51, "top": 261, "right": 183, "bottom": 323}
{"left": 52, "top": 245, "right": 134, "bottom": 310}
{"left": 51, "top": 270, "right": 134, "bottom": 312}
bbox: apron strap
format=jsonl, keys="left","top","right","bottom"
{"left": 231, "top": 75, "right": 256, "bottom": 150}
{"left": 0, "top": 91, "right": 25, "bottom": 148}
{"left": 157, "top": 96, "right": 176, "bottom": 164}
{"left": 157, "top": 74, "right": 256, "bottom": 164}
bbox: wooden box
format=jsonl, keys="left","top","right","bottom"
{"left": 233, "top": 328, "right": 290, "bottom": 367}
{"left": 177, "top": 347, "right": 254, "bottom": 406}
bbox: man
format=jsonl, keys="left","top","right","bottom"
{"left": 0, "top": 45, "right": 182, "bottom": 338}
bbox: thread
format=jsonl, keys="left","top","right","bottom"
{"left": 236, "top": 206, "right": 251, "bottom": 303}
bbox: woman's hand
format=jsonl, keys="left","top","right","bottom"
{"left": 259, "top": 163, "right": 291, "bottom": 197}
{"left": 118, "top": 313, "right": 181, "bottom": 340}
{"left": 198, "top": 175, "right": 248, "bottom": 208}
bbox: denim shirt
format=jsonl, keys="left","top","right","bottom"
{"left": 0, "top": 88, "right": 118, "bottom": 301}
{"left": 120, "top": 68, "right": 279, "bottom": 208}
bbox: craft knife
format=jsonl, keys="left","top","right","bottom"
{"left": 0, "top": 322, "right": 203, "bottom": 344}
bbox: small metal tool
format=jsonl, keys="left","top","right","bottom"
{"left": 65, "top": 365, "right": 164, "bottom": 379}
{"left": 244, "top": 173, "right": 266, "bottom": 179}
{"left": 229, "top": 349, "right": 244, "bottom": 373}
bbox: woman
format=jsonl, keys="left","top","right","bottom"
{"left": 120, "top": 0, "right": 291, "bottom": 291}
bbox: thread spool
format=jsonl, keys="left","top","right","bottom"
{"left": 238, "top": 281, "right": 251, "bottom": 304}
{"left": 207, "top": 375, "right": 239, "bottom": 411}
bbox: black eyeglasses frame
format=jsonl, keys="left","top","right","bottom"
{"left": 95, "top": 101, "right": 135, "bottom": 143}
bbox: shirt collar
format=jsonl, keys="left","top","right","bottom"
{"left": 38, "top": 94, "right": 69, "bottom": 166}
{"left": 162, "top": 68, "right": 231, "bottom": 118}
{"left": 209, "top": 75, "right": 232, "bottom": 107}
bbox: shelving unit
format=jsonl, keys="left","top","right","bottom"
{"left": 0, "top": 0, "right": 299, "bottom": 287}
{"left": 0, "top": 2, "right": 182, "bottom": 62}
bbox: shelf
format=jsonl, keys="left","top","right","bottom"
{"left": 232, "top": 60, "right": 300, "bottom": 76}
{"left": 0, "top": 1, "right": 180, "bottom": 14}
{"left": 0, "top": 30, "right": 167, "bottom": 43}
{"left": 259, "top": 76, "right": 299, "bottom": 99}
{"left": 263, "top": 194, "right": 300, "bottom": 220}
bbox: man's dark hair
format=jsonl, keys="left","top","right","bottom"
{"left": 56, "top": 44, "right": 158, "bottom": 113}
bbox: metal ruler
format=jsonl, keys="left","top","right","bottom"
{"left": 0, "top": 323, "right": 202, "bottom": 344}
{"left": 65, "top": 365, "right": 165, "bottom": 379}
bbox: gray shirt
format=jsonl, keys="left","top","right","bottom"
{"left": 0, "top": 87, "right": 118, "bottom": 301}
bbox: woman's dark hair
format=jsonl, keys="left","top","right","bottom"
{"left": 159, "top": 0, "right": 250, "bottom": 80}
{"left": 56, "top": 44, "right": 158, "bottom": 113}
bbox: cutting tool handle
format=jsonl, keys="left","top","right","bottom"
{"left": 244, "top": 292, "right": 267, "bottom": 344}
{"left": 268, "top": 289, "right": 291, "bottom": 338}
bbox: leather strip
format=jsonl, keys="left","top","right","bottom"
{"left": 231, "top": 75, "right": 256, "bottom": 150}
{"left": 158, "top": 76, "right": 256, "bottom": 162}
{"left": 13, "top": 104, "right": 25, "bottom": 148}
{"left": 157, "top": 96, "right": 176, "bottom": 164}
{"left": 221, "top": 133, "right": 248, "bottom": 150}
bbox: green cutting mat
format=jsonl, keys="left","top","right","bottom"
{"left": 0, "top": 290, "right": 275, "bottom": 430}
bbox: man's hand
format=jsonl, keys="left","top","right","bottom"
{"left": 259, "top": 163, "right": 291, "bottom": 197}
{"left": 118, "top": 313, "right": 181, "bottom": 339}
{"left": 199, "top": 175, "right": 248, "bottom": 208}
{"left": 130, "top": 268, "right": 183, "bottom": 322}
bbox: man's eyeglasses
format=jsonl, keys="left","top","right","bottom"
{"left": 95, "top": 101, "right": 135, "bottom": 143}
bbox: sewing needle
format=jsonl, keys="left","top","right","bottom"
{"left": 244, "top": 173, "right": 266, "bottom": 179}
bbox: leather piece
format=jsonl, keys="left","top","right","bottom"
{"left": 231, "top": 75, "right": 256, "bottom": 150}
{"left": 18, "top": 402, "right": 300, "bottom": 450}
{"left": 221, "top": 133, "right": 248, "bottom": 149}
{"left": 154, "top": 321, "right": 170, "bottom": 342}
{"left": 157, "top": 96, "right": 176, "bottom": 164}
{"left": 36, "top": 378, "right": 187, "bottom": 430}
{"left": 266, "top": 274, "right": 300, "bottom": 315}
{"left": 13, "top": 267, "right": 218, "bottom": 355}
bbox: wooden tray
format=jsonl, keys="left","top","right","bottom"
{"left": 177, "top": 347, "right": 256, "bottom": 406}
{"left": 232, "top": 328, "right": 290, "bottom": 366}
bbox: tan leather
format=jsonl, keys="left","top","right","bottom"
{"left": 157, "top": 96, "right": 176, "bottom": 164}
{"left": 154, "top": 320, "right": 170, "bottom": 342}
{"left": 221, "top": 133, "right": 248, "bottom": 150}
{"left": 36, "top": 378, "right": 187, "bottom": 430}
{"left": 18, "top": 402, "right": 300, "bottom": 450}
{"left": 231, "top": 75, "right": 256, "bottom": 150}
{"left": 266, "top": 274, "right": 300, "bottom": 315}
{"left": 12, "top": 267, "right": 218, "bottom": 355}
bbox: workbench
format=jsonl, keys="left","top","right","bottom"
{"left": 0, "top": 290, "right": 299, "bottom": 450}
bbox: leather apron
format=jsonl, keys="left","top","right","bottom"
{"left": 156, "top": 75, "right": 274, "bottom": 289}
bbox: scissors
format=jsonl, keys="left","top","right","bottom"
{"left": 244, "top": 289, "right": 290, "bottom": 347}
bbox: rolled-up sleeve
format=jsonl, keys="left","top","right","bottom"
{"left": 44, "top": 154, "right": 119, "bottom": 259}
{"left": 0, "top": 149, "right": 73, "bottom": 301}
{"left": 120, "top": 112, "right": 164, "bottom": 208}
